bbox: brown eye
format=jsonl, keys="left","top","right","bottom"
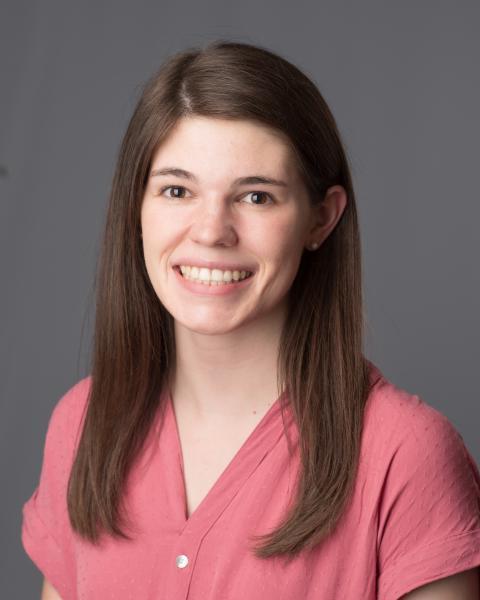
{"left": 161, "top": 185, "right": 189, "bottom": 198}
{"left": 244, "top": 191, "right": 273, "bottom": 205}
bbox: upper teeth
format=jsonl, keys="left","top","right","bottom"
{"left": 179, "top": 265, "right": 252, "bottom": 282}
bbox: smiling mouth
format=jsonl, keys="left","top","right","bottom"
{"left": 173, "top": 265, "right": 254, "bottom": 285}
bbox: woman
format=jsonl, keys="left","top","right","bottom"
{"left": 22, "top": 40, "right": 480, "bottom": 599}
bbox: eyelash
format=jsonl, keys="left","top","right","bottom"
{"left": 157, "top": 185, "right": 275, "bottom": 206}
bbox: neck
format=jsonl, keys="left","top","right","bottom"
{"left": 170, "top": 302, "right": 287, "bottom": 422}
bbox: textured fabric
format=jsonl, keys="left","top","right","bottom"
{"left": 21, "top": 361, "right": 480, "bottom": 599}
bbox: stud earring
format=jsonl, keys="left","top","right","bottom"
{"left": 309, "top": 242, "right": 319, "bottom": 251}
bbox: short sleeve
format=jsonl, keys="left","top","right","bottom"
{"left": 377, "top": 400, "right": 480, "bottom": 600}
{"left": 21, "top": 377, "right": 90, "bottom": 600}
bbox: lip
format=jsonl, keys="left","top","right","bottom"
{"left": 172, "top": 265, "right": 255, "bottom": 296}
{"left": 172, "top": 258, "right": 256, "bottom": 273}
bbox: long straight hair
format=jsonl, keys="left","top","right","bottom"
{"left": 67, "top": 40, "right": 373, "bottom": 558}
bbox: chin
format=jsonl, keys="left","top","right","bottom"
{"left": 174, "top": 314, "right": 250, "bottom": 336}
{"left": 183, "top": 323, "right": 240, "bottom": 336}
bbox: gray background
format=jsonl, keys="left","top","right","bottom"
{"left": 1, "top": 1, "right": 479, "bottom": 596}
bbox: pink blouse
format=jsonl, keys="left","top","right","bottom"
{"left": 21, "top": 361, "right": 480, "bottom": 599}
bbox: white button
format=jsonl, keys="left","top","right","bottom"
{"left": 176, "top": 554, "right": 189, "bottom": 568}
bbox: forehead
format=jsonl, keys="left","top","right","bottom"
{"left": 150, "top": 116, "right": 300, "bottom": 181}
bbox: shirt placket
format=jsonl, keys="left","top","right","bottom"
{"left": 163, "top": 526, "right": 205, "bottom": 599}
{"left": 159, "top": 389, "right": 294, "bottom": 599}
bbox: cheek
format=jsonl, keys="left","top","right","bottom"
{"left": 140, "top": 201, "right": 160, "bottom": 235}
{"left": 267, "top": 225, "right": 306, "bottom": 288}
{"left": 261, "top": 245, "right": 304, "bottom": 298}
{"left": 260, "top": 218, "right": 306, "bottom": 268}
{"left": 141, "top": 205, "right": 178, "bottom": 252}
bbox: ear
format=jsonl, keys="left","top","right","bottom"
{"left": 306, "top": 185, "right": 348, "bottom": 249}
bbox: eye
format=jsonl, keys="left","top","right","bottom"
{"left": 159, "top": 185, "right": 190, "bottom": 199}
{"left": 242, "top": 191, "right": 274, "bottom": 206}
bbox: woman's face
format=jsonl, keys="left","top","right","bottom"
{"left": 140, "top": 115, "right": 329, "bottom": 335}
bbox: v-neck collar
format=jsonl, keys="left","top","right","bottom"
{"left": 153, "top": 360, "right": 382, "bottom": 536}
{"left": 163, "top": 388, "right": 293, "bottom": 533}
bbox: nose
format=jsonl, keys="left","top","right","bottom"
{"left": 189, "top": 196, "right": 239, "bottom": 248}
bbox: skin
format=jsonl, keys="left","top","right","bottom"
{"left": 400, "top": 567, "right": 479, "bottom": 598}
{"left": 140, "top": 115, "right": 347, "bottom": 422}
{"left": 41, "top": 578, "right": 62, "bottom": 599}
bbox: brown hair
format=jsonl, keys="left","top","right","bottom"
{"left": 68, "top": 39, "right": 373, "bottom": 559}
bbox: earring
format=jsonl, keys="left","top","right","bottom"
{"left": 309, "top": 242, "right": 319, "bottom": 251}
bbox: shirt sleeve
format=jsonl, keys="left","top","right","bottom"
{"left": 377, "top": 399, "right": 480, "bottom": 600}
{"left": 21, "top": 377, "right": 90, "bottom": 600}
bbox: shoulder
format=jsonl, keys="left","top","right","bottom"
{"left": 45, "top": 375, "right": 92, "bottom": 456}
{"left": 363, "top": 362, "right": 469, "bottom": 464}
{"left": 363, "top": 366, "right": 480, "bottom": 600}
{"left": 52, "top": 375, "right": 92, "bottom": 417}
{"left": 52, "top": 374, "right": 92, "bottom": 416}
{"left": 22, "top": 377, "right": 92, "bottom": 599}
{"left": 360, "top": 362, "right": 480, "bottom": 536}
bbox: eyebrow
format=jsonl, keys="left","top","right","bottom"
{"left": 149, "top": 167, "right": 288, "bottom": 188}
